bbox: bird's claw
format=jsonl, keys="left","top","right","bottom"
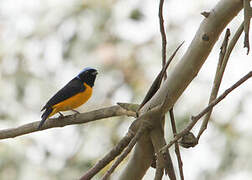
{"left": 58, "top": 112, "right": 64, "bottom": 118}
{"left": 71, "top": 109, "right": 80, "bottom": 114}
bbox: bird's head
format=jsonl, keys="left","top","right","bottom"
{"left": 77, "top": 67, "right": 98, "bottom": 87}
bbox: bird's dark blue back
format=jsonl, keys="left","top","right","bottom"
{"left": 41, "top": 77, "right": 86, "bottom": 111}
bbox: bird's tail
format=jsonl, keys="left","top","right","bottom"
{"left": 38, "top": 107, "right": 53, "bottom": 130}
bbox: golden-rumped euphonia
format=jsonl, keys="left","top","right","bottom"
{"left": 38, "top": 67, "right": 98, "bottom": 129}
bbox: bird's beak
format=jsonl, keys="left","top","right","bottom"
{"left": 92, "top": 71, "right": 98, "bottom": 75}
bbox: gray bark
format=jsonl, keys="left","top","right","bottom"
{"left": 119, "top": 0, "right": 244, "bottom": 179}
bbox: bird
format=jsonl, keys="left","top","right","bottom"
{"left": 38, "top": 67, "right": 98, "bottom": 129}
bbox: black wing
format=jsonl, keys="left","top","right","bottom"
{"left": 41, "top": 77, "right": 85, "bottom": 111}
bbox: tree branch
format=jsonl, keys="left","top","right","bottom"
{"left": 0, "top": 105, "right": 136, "bottom": 140}
{"left": 119, "top": 1, "right": 246, "bottom": 179}
{"left": 81, "top": 104, "right": 165, "bottom": 179}
{"left": 161, "top": 70, "right": 252, "bottom": 152}
{"left": 197, "top": 28, "right": 231, "bottom": 139}
{"left": 169, "top": 108, "right": 184, "bottom": 180}
{"left": 197, "top": 22, "right": 244, "bottom": 140}
{"left": 151, "top": 127, "right": 165, "bottom": 180}
{"left": 138, "top": 42, "right": 183, "bottom": 111}
{"left": 102, "top": 120, "right": 153, "bottom": 180}
{"left": 150, "top": 116, "right": 176, "bottom": 180}
{"left": 159, "top": 0, "right": 167, "bottom": 79}
{"left": 80, "top": 130, "right": 135, "bottom": 180}
{"left": 243, "top": 0, "right": 252, "bottom": 54}
{"left": 192, "top": 71, "right": 252, "bottom": 121}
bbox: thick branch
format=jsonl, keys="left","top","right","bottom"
{"left": 151, "top": 127, "right": 165, "bottom": 180}
{"left": 0, "top": 105, "right": 136, "bottom": 140}
{"left": 150, "top": 116, "right": 176, "bottom": 180}
{"left": 102, "top": 120, "right": 153, "bottom": 180}
{"left": 119, "top": 1, "right": 245, "bottom": 179}
{"left": 81, "top": 104, "right": 164, "bottom": 180}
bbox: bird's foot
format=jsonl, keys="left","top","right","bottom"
{"left": 58, "top": 112, "right": 64, "bottom": 118}
{"left": 71, "top": 109, "right": 80, "bottom": 114}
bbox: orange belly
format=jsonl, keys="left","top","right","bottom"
{"left": 49, "top": 83, "right": 92, "bottom": 117}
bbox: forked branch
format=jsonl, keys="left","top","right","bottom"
{"left": 162, "top": 70, "right": 252, "bottom": 152}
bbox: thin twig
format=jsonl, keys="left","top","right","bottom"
{"left": 197, "top": 23, "right": 244, "bottom": 140}
{"left": 80, "top": 131, "right": 135, "bottom": 180}
{"left": 159, "top": 0, "right": 167, "bottom": 79}
{"left": 159, "top": 0, "right": 183, "bottom": 172}
{"left": 138, "top": 42, "right": 184, "bottom": 111}
{"left": 161, "top": 71, "right": 252, "bottom": 152}
{"left": 169, "top": 108, "right": 184, "bottom": 180}
{"left": 153, "top": 1, "right": 170, "bottom": 178}
{"left": 192, "top": 71, "right": 252, "bottom": 121}
{"left": 0, "top": 105, "right": 136, "bottom": 140}
{"left": 157, "top": 5, "right": 173, "bottom": 177}
{"left": 243, "top": 0, "right": 252, "bottom": 54}
{"left": 197, "top": 28, "right": 230, "bottom": 140}
{"left": 101, "top": 121, "right": 153, "bottom": 180}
